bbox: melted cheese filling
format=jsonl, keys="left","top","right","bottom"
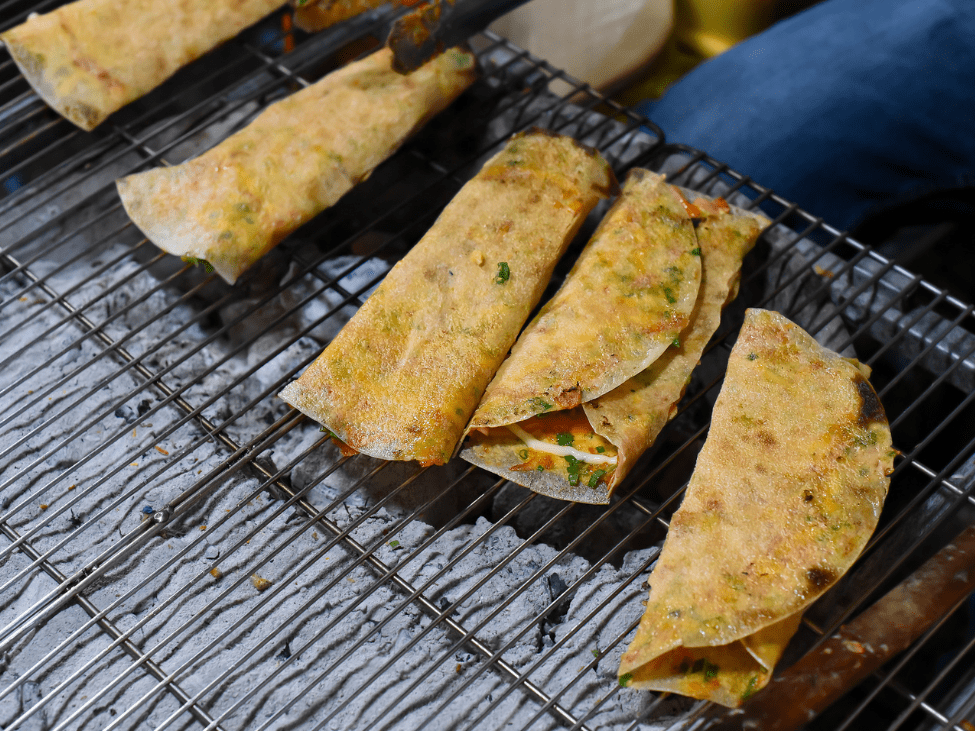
{"left": 507, "top": 423, "right": 618, "bottom": 465}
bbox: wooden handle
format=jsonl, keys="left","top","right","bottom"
{"left": 715, "top": 523, "right": 975, "bottom": 731}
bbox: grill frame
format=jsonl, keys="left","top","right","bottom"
{"left": 1, "top": 5, "right": 974, "bottom": 730}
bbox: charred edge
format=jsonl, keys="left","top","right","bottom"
{"left": 853, "top": 373, "right": 887, "bottom": 428}
{"left": 806, "top": 566, "right": 836, "bottom": 591}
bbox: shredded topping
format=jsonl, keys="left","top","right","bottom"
{"left": 507, "top": 424, "right": 617, "bottom": 465}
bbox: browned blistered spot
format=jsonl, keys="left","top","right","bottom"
{"left": 756, "top": 430, "right": 777, "bottom": 448}
{"left": 853, "top": 373, "right": 886, "bottom": 427}
{"left": 551, "top": 384, "right": 583, "bottom": 409}
{"left": 806, "top": 566, "right": 835, "bottom": 590}
{"left": 803, "top": 489, "right": 815, "bottom": 503}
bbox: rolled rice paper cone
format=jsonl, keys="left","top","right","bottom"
{"left": 618, "top": 308, "right": 894, "bottom": 707}
{"left": 279, "top": 129, "right": 617, "bottom": 466}
{"left": 116, "top": 47, "right": 477, "bottom": 284}
{"left": 1, "top": 0, "right": 286, "bottom": 131}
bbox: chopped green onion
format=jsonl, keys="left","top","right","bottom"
{"left": 531, "top": 397, "right": 553, "bottom": 412}
{"left": 518, "top": 449, "right": 529, "bottom": 460}
{"left": 595, "top": 446, "right": 605, "bottom": 453}
{"left": 181, "top": 255, "right": 214, "bottom": 274}
{"left": 619, "top": 672, "right": 633, "bottom": 688}
{"left": 495, "top": 262, "right": 510, "bottom": 284}
{"left": 587, "top": 469, "right": 607, "bottom": 488}
{"left": 741, "top": 675, "right": 759, "bottom": 700}
{"left": 691, "top": 247, "right": 701, "bottom": 256}
{"left": 556, "top": 432, "right": 574, "bottom": 446}
{"left": 564, "top": 455, "right": 581, "bottom": 486}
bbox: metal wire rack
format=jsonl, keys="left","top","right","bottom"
{"left": 2, "top": 3, "right": 975, "bottom": 730}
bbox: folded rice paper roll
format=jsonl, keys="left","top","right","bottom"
{"left": 575, "top": 196, "right": 769, "bottom": 500}
{"left": 618, "top": 308, "right": 894, "bottom": 707}
{"left": 462, "top": 175, "right": 766, "bottom": 504}
{"left": 292, "top": 0, "right": 387, "bottom": 32}
{"left": 116, "top": 47, "right": 476, "bottom": 285}
{"left": 0, "top": 0, "right": 286, "bottom": 131}
{"left": 279, "top": 130, "right": 617, "bottom": 466}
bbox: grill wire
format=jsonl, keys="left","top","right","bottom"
{"left": 2, "top": 3, "right": 975, "bottom": 730}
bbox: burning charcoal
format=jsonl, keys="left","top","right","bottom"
{"left": 114, "top": 404, "right": 138, "bottom": 423}
{"left": 547, "top": 572, "right": 569, "bottom": 601}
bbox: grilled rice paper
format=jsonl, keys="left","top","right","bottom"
{"left": 462, "top": 183, "right": 766, "bottom": 503}
{"left": 0, "top": 0, "right": 285, "bottom": 131}
{"left": 279, "top": 130, "right": 617, "bottom": 466}
{"left": 116, "top": 47, "right": 476, "bottom": 284}
{"left": 292, "top": 0, "right": 387, "bottom": 32}
{"left": 618, "top": 308, "right": 894, "bottom": 707}
{"left": 578, "top": 197, "right": 768, "bottom": 500}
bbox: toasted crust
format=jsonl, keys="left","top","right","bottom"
{"left": 279, "top": 130, "right": 616, "bottom": 465}
{"left": 116, "top": 47, "right": 477, "bottom": 284}
{"left": 618, "top": 309, "right": 894, "bottom": 706}
{"left": 1, "top": 0, "right": 284, "bottom": 130}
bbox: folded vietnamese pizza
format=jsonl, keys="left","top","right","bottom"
{"left": 279, "top": 130, "right": 617, "bottom": 466}
{"left": 116, "top": 47, "right": 476, "bottom": 284}
{"left": 461, "top": 176, "right": 768, "bottom": 503}
{"left": 1, "top": 0, "right": 286, "bottom": 130}
{"left": 618, "top": 308, "right": 895, "bottom": 707}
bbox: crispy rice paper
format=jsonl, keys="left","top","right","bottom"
{"left": 0, "top": 0, "right": 285, "bottom": 131}
{"left": 116, "top": 47, "right": 476, "bottom": 284}
{"left": 279, "top": 130, "right": 617, "bottom": 466}
{"left": 580, "top": 197, "right": 768, "bottom": 499}
{"left": 462, "top": 183, "right": 766, "bottom": 503}
{"left": 618, "top": 308, "right": 894, "bottom": 707}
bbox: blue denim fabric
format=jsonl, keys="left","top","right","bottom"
{"left": 635, "top": 0, "right": 975, "bottom": 232}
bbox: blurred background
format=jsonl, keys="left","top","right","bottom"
{"left": 491, "top": 0, "right": 974, "bottom": 303}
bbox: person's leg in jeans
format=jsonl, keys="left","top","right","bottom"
{"left": 635, "top": 0, "right": 975, "bottom": 233}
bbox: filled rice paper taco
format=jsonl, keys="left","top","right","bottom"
{"left": 1, "top": 0, "right": 286, "bottom": 130}
{"left": 618, "top": 308, "right": 894, "bottom": 707}
{"left": 462, "top": 185, "right": 767, "bottom": 503}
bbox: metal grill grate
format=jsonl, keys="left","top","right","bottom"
{"left": 2, "top": 4, "right": 975, "bottom": 730}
